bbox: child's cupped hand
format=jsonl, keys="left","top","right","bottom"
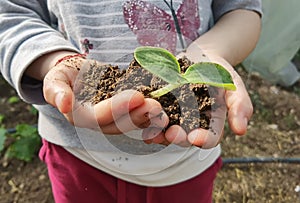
{"left": 43, "top": 57, "right": 169, "bottom": 134}
{"left": 143, "top": 49, "right": 253, "bottom": 149}
{"left": 172, "top": 49, "right": 253, "bottom": 148}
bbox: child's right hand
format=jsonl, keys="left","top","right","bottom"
{"left": 42, "top": 56, "right": 169, "bottom": 134}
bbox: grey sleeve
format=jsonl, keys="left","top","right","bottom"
{"left": 212, "top": 0, "right": 262, "bottom": 22}
{"left": 0, "top": 0, "right": 79, "bottom": 104}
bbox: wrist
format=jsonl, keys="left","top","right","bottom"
{"left": 25, "top": 51, "right": 81, "bottom": 81}
{"left": 55, "top": 53, "right": 87, "bottom": 66}
{"left": 178, "top": 42, "right": 236, "bottom": 77}
{"left": 179, "top": 42, "right": 225, "bottom": 65}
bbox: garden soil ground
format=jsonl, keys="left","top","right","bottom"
{"left": 0, "top": 57, "right": 299, "bottom": 203}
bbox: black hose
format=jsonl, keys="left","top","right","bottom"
{"left": 222, "top": 157, "right": 300, "bottom": 164}
{"left": 6, "top": 124, "right": 37, "bottom": 134}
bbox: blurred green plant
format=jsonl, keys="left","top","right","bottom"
{"left": 0, "top": 114, "right": 6, "bottom": 152}
{"left": 0, "top": 129, "right": 6, "bottom": 152}
{"left": 0, "top": 114, "right": 5, "bottom": 124}
{"left": 7, "top": 96, "right": 20, "bottom": 104}
{"left": 0, "top": 117, "right": 40, "bottom": 162}
{"left": 4, "top": 124, "right": 40, "bottom": 162}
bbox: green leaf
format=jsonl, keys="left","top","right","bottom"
{"left": 4, "top": 124, "right": 40, "bottom": 161}
{"left": 0, "top": 128, "right": 7, "bottom": 152}
{"left": 14, "top": 124, "right": 37, "bottom": 138}
{"left": 4, "top": 124, "right": 40, "bottom": 162}
{"left": 183, "top": 62, "right": 236, "bottom": 90}
{"left": 134, "top": 46, "right": 186, "bottom": 84}
{"left": 5, "top": 136, "right": 40, "bottom": 162}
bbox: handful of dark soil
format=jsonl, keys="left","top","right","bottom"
{"left": 77, "top": 57, "right": 217, "bottom": 133}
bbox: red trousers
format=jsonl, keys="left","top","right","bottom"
{"left": 39, "top": 139, "right": 222, "bottom": 203}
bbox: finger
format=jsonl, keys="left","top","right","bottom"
{"left": 188, "top": 128, "right": 207, "bottom": 147}
{"left": 188, "top": 127, "right": 224, "bottom": 149}
{"left": 147, "top": 111, "right": 169, "bottom": 129}
{"left": 188, "top": 103, "right": 226, "bottom": 148}
{"left": 100, "top": 98, "right": 166, "bottom": 134}
{"left": 129, "top": 98, "right": 165, "bottom": 128}
{"left": 69, "top": 102, "right": 100, "bottom": 129}
{"left": 43, "top": 65, "right": 79, "bottom": 113}
{"left": 71, "top": 90, "right": 146, "bottom": 131}
{"left": 138, "top": 111, "right": 169, "bottom": 129}
{"left": 165, "top": 125, "right": 191, "bottom": 147}
{"left": 152, "top": 132, "right": 169, "bottom": 145}
{"left": 142, "top": 127, "right": 161, "bottom": 141}
{"left": 142, "top": 127, "right": 168, "bottom": 145}
{"left": 227, "top": 96, "right": 253, "bottom": 135}
{"left": 225, "top": 72, "right": 253, "bottom": 135}
{"left": 93, "top": 90, "right": 145, "bottom": 126}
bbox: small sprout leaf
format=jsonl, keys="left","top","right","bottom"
{"left": 134, "top": 46, "right": 185, "bottom": 84}
{"left": 183, "top": 62, "right": 236, "bottom": 90}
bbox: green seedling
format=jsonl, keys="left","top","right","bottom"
{"left": 0, "top": 123, "right": 40, "bottom": 162}
{"left": 5, "top": 124, "right": 40, "bottom": 162}
{"left": 134, "top": 46, "right": 236, "bottom": 98}
{"left": 0, "top": 128, "right": 6, "bottom": 152}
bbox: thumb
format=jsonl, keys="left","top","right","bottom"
{"left": 43, "top": 65, "right": 79, "bottom": 114}
{"left": 227, "top": 103, "right": 252, "bottom": 135}
{"left": 226, "top": 73, "right": 253, "bottom": 135}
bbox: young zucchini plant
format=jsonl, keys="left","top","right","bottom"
{"left": 134, "top": 46, "right": 236, "bottom": 98}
